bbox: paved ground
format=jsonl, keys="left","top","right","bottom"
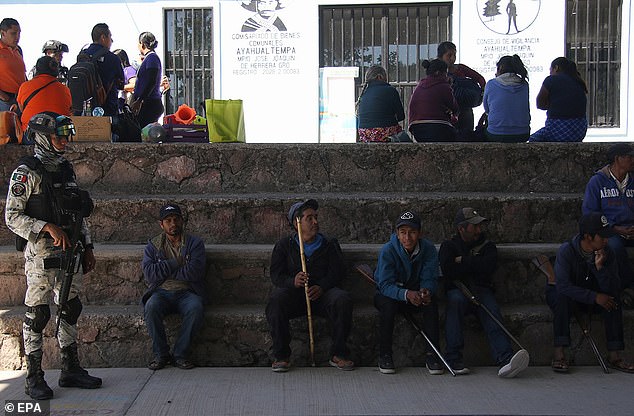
{"left": 1, "top": 366, "right": 633, "bottom": 416}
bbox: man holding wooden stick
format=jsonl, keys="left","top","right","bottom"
{"left": 266, "top": 199, "right": 354, "bottom": 372}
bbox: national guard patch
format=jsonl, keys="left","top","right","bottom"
{"left": 11, "top": 183, "right": 26, "bottom": 197}
{"left": 12, "top": 172, "right": 28, "bottom": 183}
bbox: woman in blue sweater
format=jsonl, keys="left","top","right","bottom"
{"left": 483, "top": 54, "right": 530, "bottom": 143}
{"left": 356, "top": 65, "right": 405, "bottom": 142}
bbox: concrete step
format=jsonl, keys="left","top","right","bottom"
{"left": 0, "top": 192, "right": 582, "bottom": 245}
{"left": 1, "top": 304, "right": 632, "bottom": 370}
{"left": 0, "top": 243, "right": 560, "bottom": 307}
{"left": 0, "top": 142, "right": 607, "bottom": 195}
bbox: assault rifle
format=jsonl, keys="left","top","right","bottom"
{"left": 54, "top": 209, "right": 85, "bottom": 338}
{"left": 53, "top": 189, "right": 93, "bottom": 338}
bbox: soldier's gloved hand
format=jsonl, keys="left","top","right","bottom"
{"left": 42, "top": 223, "right": 70, "bottom": 250}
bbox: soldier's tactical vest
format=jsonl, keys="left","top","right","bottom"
{"left": 15, "top": 156, "right": 93, "bottom": 251}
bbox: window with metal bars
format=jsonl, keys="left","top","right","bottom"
{"left": 164, "top": 8, "right": 213, "bottom": 116}
{"left": 566, "top": 0, "right": 621, "bottom": 127}
{"left": 319, "top": 3, "right": 452, "bottom": 128}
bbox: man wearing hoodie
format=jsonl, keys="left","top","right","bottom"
{"left": 439, "top": 208, "right": 529, "bottom": 377}
{"left": 582, "top": 143, "right": 634, "bottom": 307}
{"left": 482, "top": 54, "right": 531, "bottom": 143}
{"left": 374, "top": 210, "right": 443, "bottom": 374}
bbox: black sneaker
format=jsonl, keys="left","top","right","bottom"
{"left": 378, "top": 354, "right": 395, "bottom": 374}
{"left": 148, "top": 355, "right": 172, "bottom": 371}
{"left": 425, "top": 354, "right": 444, "bottom": 375}
{"left": 450, "top": 361, "right": 471, "bottom": 375}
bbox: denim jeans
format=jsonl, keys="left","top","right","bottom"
{"left": 144, "top": 288, "right": 205, "bottom": 360}
{"left": 266, "top": 286, "right": 353, "bottom": 360}
{"left": 445, "top": 287, "right": 513, "bottom": 366}
{"left": 607, "top": 235, "right": 634, "bottom": 290}
{"left": 374, "top": 292, "right": 440, "bottom": 357}
{"left": 545, "top": 285, "right": 624, "bottom": 351}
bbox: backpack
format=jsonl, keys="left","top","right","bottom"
{"left": 67, "top": 47, "right": 109, "bottom": 115}
{"left": 449, "top": 74, "right": 484, "bottom": 108}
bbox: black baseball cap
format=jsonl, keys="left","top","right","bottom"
{"left": 287, "top": 199, "right": 318, "bottom": 226}
{"left": 42, "top": 40, "right": 69, "bottom": 53}
{"left": 579, "top": 213, "right": 615, "bottom": 238}
{"left": 159, "top": 203, "right": 183, "bottom": 220}
{"left": 396, "top": 210, "right": 421, "bottom": 230}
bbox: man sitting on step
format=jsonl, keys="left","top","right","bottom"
{"left": 546, "top": 212, "right": 634, "bottom": 373}
{"left": 439, "top": 207, "right": 529, "bottom": 377}
{"left": 142, "top": 203, "right": 206, "bottom": 370}
{"left": 374, "top": 210, "right": 443, "bottom": 375}
{"left": 266, "top": 199, "right": 354, "bottom": 372}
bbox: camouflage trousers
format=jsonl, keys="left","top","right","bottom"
{"left": 23, "top": 244, "right": 83, "bottom": 355}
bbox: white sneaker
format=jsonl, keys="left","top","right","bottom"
{"left": 498, "top": 349, "right": 529, "bottom": 378}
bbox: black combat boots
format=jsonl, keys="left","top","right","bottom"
{"left": 25, "top": 349, "right": 54, "bottom": 400}
{"left": 58, "top": 343, "right": 102, "bottom": 389}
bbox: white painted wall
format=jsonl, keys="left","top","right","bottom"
{"left": 1, "top": 0, "right": 631, "bottom": 142}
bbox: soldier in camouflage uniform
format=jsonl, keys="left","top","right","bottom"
{"left": 4, "top": 112, "right": 101, "bottom": 400}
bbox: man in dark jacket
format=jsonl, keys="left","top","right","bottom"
{"left": 141, "top": 203, "right": 206, "bottom": 370}
{"left": 266, "top": 199, "right": 353, "bottom": 372}
{"left": 439, "top": 207, "right": 529, "bottom": 377}
{"left": 546, "top": 212, "right": 634, "bottom": 373}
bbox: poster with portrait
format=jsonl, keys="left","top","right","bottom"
{"left": 459, "top": 0, "right": 565, "bottom": 132}
{"left": 219, "top": 0, "right": 319, "bottom": 143}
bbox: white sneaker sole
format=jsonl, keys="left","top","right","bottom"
{"left": 498, "top": 349, "right": 530, "bottom": 378}
{"left": 379, "top": 366, "right": 396, "bottom": 374}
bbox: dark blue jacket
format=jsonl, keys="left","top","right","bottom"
{"left": 84, "top": 43, "right": 124, "bottom": 116}
{"left": 270, "top": 233, "right": 345, "bottom": 292}
{"left": 375, "top": 233, "right": 439, "bottom": 301}
{"left": 357, "top": 80, "right": 405, "bottom": 129}
{"left": 141, "top": 233, "right": 207, "bottom": 304}
{"left": 554, "top": 234, "right": 620, "bottom": 304}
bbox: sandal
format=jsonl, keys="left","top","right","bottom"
{"left": 551, "top": 358, "right": 569, "bottom": 373}
{"left": 608, "top": 358, "right": 634, "bottom": 373}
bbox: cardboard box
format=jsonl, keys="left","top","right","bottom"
{"left": 72, "top": 116, "right": 111, "bottom": 142}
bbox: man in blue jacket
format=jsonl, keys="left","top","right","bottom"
{"left": 374, "top": 210, "right": 442, "bottom": 374}
{"left": 582, "top": 143, "right": 634, "bottom": 306}
{"left": 546, "top": 213, "right": 634, "bottom": 373}
{"left": 142, "top": 203, "right": 206, "bottom": 370}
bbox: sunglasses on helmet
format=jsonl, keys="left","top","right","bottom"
{"left": 55, "top": 115, "right": 76, "bottom": 138}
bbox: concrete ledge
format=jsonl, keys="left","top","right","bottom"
{"left": 0, "top": 193, "right": 582, "bottom": 245}
{"left": 0, "top": 243, "right": 561, "bottom": 306}
{"left": 1, "top": 305, "right": 632, "bottom": 370}
{"left": 0, "top": 142, "right": 610, "bottom": 194}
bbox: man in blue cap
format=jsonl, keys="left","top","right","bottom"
{"left": 141, "top": 203, "right": 206, "bottom": 370}
{"left": 266, "top": 199, "right": 354, "bottom": 372}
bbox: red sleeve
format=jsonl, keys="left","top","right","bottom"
{"left": 454, "top": 64, "right": 486, "bottom": 90}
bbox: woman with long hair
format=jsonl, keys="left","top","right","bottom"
{"left": 131, "top": 32, "right": 164, "bottom": 129}
{"left": 408, "top": 59, "right": 459, "bottom": 142}
{"left": 529, "top": 57, "right": 588, "bottom": 142}
{"left": 356, "top": 65, "right": 405, "bottom": 143}
{"left": 483, "top": 54, "right": 530, "bottom": 142}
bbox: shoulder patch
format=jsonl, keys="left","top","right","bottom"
{"left": 11, "top": 171, "right": 28, "bottom": 183}
{"left": 11, "top": 183, "right": 26, "bottom": 197}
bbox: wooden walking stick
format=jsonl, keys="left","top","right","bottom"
{"left": 296, "top": 217, "right": 316, "bottom": 366}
